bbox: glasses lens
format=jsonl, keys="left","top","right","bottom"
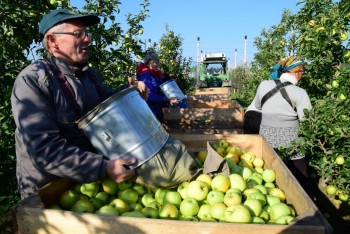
{"left": 74, "top": 30, "right": 89, "bottom": 39}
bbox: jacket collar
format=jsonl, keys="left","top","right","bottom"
{"left": 280, "top": 72, "right": 298, "bottom": 85}
{"left": 44, "top": 52, "right": 89, "bottom": 78}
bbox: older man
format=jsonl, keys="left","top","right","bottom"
{"left": 11, "top": 9, "right": 148, "bottom": 199}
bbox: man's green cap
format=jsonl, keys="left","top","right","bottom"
{"left": 39, "top": 9, "right": 100, "bottom": 36}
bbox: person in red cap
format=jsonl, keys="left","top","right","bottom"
{"left": 11, "top": 9, "right": 148, "bottom": 199}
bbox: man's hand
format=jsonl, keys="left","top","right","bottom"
{"left": 128, "top": 77, "right": 149, "bottom": 100}
{"left": 106, "top": 157, "right": 137, "bottom": 183}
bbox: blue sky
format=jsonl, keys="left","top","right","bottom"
{"left": 74, "top": 0, "right": 302, "bottom": 67}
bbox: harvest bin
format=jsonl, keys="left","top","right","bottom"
{"left": 12, "top": 134, "right": 332, "bottom": 234}
{"left": 162, "top": 102, "right": 244, "bottom": 134}
{"left": 193, "top": 87, "right": 231, "bottom": 95}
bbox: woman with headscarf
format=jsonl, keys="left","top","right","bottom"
{"left": 253, "top": 56, "right": 311, "bottom": 180}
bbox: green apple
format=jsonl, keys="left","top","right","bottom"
{"left": 121, "top": 211, "right": 145, "bottom": 218}
{"left": 96, "top": 205, "right": 119, "bottom": 216}
{"left": 102, "top": 177, "right": 118, "bottom": 195}
{"left": 117, "top": 181, "right": 133, "bottom": 191}
{"left": 259, "top": 210, "right": 270, "bottom": 222}
{"left": 270, "top": 202, "right": 291, "bottom": 220}
{"left": 90, "top": 197, "right": 104, "bottom": 210}
{"left": 177, "top": 181, "right": 190, "bottom": 199}
{"left": 339, "top": 93, "right": 347, "bottom": 101}
{"left": 158, "top": 203, "right": 179, "bottom": 220}
{"left": 228, "top": 146, "right": 242, "bottom": 157}
{"left": 219, "top": 139, "right": 229, "bottom": 149}
{"left": 339, "top": 193, "right": 349, "bottom": 202}
{"left": 138, "top": 29, "right": 144, "bottom": 35}
{"left": 196, "top": 173, "right": 212, "bottom": 189}
{"left": 335, "top": 155, "right": 345, "bottom": 165}
{"left": 269, "top": 188, "right": 286, "bottom": 202}
{"left": 242, "top": 188, "right": 259, "bottom": 200}
{"left": 247, "top": 191, "right": 267, "bottom": 206}
{"left": 110, "top": 198, "right": 130, "bottom": 214}
{"left": 180, "top": 197, "right": 199, "bottom": 217}
{"left": 197, "top": 204, "right": 213, "bottom": 221}
{"left": 142, "top": 206, "right": 159, "bottom": 218}
{"left": 264, "top": 182, "right": 276, "bottom": 190}
{"left": 187, "top": 180, "right": 209, "bottom": 201}
{"left": 240, "top": 152, "right": 256, "bottom": 163}
{"left": 120, "top": 188, "right": 139, "bottom": 204}
{"left": 240, "top": 166, "right": 253, "bottom": 180}
{"left": 155, "top": 188, "right": 170, "bottom": 205}
{"left": 216, "top": 146, "right": 226, "bottom": 157}
{"left": 266, "top": 195, "right": 281, "bottom": 206}
{"left": 253, "top": 157, "right": 264, "bottom": 168}
{"left": 262, "top": 169, "right": 276, "bottom": 183}
{"left": 80, "top": 181, "right": 99, "bottom": 198}
{"left": 226, "top": 188, "right": 242, "bottom": 195}
{"left": 163, "top": 191, "right": 182, "bottom": 208}
{"left": 223, "top": 191, "right": 242, "bottom": 206}
{"left": 129, "top": 202, "right": 143, "bottom": 212}
{"left": 332, "top": 80, "right": 339, "bottom": 89}
{"left": 197, "top": 151, "right": 208, "bottom": 163}
{"left": 251, "top": 216, "right": 266, "bottom": 224}
{"left": 326, "top": 185, "right": 337, "bottom": 195}
{"left": 132, "top": 183, "right": 147, "bottom": 196}
{"left": 275, "top": 215, "right": 294, "bottom": 224}
{"left": 207, "top": 190, "right": 225, "bottom": 205}
{"left": 95, "top": 191, "right": 110, "bottom": 204}
{"left": 225, "top": 153, "right": 239, "bottom": 164}
{"left": 244, "top": 199, "right": 262, "bottom": 217}
{"left": 255, "top": 167, "right": 264, "bottom": 174}
{"left": 59, "top": 189, "right": 78, "bottom": 209}
{"left": 225, "top": 204, "right": 251, "bottom": 223}
{"left": 211, "top": 174, "right": 231, "bottom": 193}
{"left": 141, "top": 193, "right": 156, "bottom": 207}
{"left": 340, "top": 31, "right": 348, "bottom": 41}
{"left": 254, "top": 184, "right": 268, "bottom": 195}
{"left": 229, "top": 174, "right": 246, "bottom": 192}
{"left": 247, "top": 175, "right": 263, "bottom": 187}
{"left": 239, "top": 159, "right": 254, "bottom": 169}
{"left": 71, "top": 199, "right": 94, "bottom": 213}
{"left": 210, "top": 202, "right": 227, "bottom": 221}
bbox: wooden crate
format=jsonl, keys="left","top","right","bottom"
{"left": 162, "top": 106, "right": 244, "bottom": 134}
{"left": 193, "top": 87, "right": 231, "bottom": 95}
{"left": 13, "top": 134, "right": 332, "bottom": 234}
{"left": 187, "top": 99, "right": 240, "bottom": 108}
{"left": 186, "top": 93, "right": 231, "bottom": 101}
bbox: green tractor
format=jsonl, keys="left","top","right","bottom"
{"left": 198, "top": 53, "right": 231, "bottom": 88}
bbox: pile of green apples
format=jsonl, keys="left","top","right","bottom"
{"left": 51, "top": 139, "right": 296, "bottom": 224}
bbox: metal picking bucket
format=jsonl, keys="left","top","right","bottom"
{"left": 160, "top": 79, "right": 186, "bottom": 101}
{"left": 77, "top": 86, "right": 169, "bottom": 169}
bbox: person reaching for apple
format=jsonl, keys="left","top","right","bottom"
{"left": 11, "top": 9, "right": 149, "bottom": 199}
{"left": 252, "top": 56, "right": 312, "bottom": 183}
{"left": 136, "top": 49, "right": 188, "bottom": 122}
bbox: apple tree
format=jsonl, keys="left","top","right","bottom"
{"left": 157, "top": 26, "right": 195, "bottom": 94}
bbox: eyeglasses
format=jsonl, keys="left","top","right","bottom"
{"left": 53, "top": 30, "right": 90, "bottom": 39}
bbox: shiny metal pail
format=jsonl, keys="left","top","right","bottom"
{"left": 77, "top": 86, "right": 169, "bottom": 169}
{"left": 160, "top": 79, "right": 186, "bottom": 101}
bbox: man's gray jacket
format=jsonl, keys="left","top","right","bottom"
{"left": 11, "top": 54, "right": 121, "bottom": 199}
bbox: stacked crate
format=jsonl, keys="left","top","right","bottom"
{"left": 162, "top": 87, "right": 244, "bottom": 134}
